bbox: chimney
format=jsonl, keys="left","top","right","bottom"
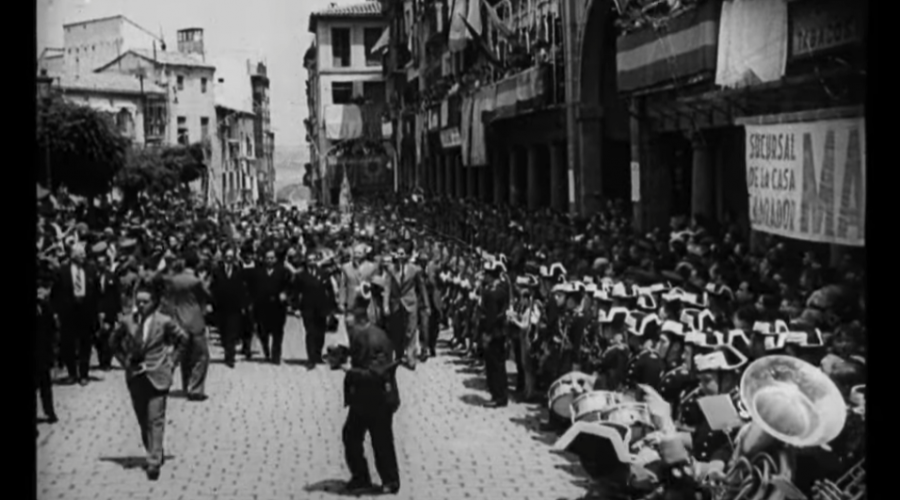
{"left": 176, "top": 28, "right": 205, "bottom": 61}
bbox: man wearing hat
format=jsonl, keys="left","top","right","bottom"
{"left": 676, "top": 344, "right": 750, "bottom": 467}
{"left": 623, "top": 312, "right": 664, "bottom": 392}
{"left": 481, "top": 259, "right": 511, "bottom": 407}
{"left": 210, "top": 247, "right": 253, "bottom": 367}
{"left": 51, "top": 243, "right": 101, "bottom": 385}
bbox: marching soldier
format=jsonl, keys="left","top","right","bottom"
{"left": 481, "top": 259, "right": 511, "bottom": 408}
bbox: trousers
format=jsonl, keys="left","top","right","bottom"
{"left": 303, "top": 314, "right": 327, "bottom": 364}
{"left": 484, "top": 335, "right": 509, "bottom": 404}
{"left": 127, "top": 375, "right": 168, "bottom": 469}
{"left": 257, "top": 306, "right": 287, "bottom": 363}
{"left": 60, "top": 308, "right": 94, "bottom": 381}
{"left": 343, "top": 407, "right": 400, "bottom": 486}
{"left": 180, "top": 331, "right": 209, "bottom": 396}
{"left": 217, "top": 312, "right": 243, "bottom": 364}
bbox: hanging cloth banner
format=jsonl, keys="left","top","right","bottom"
{"left": 448, "top": 0, "right": 470, "bottom": 52}
{"left": 460, "top": 95, "right": 474, "bottom": 166}
{"left": 743, "top": 117, "right": 865, "bottom": 246}
{"left": 715, "top": 0, "right": 788, "bottom": 88}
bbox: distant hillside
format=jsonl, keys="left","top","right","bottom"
{"left": 276, "top": 183, "right": 311, "bottom": 203}
{"left": 274, "top": 144, "right": 309, "bottom": 190}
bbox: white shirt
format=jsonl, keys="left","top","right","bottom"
{"left": 142, "top": 315, "right": 153, "bottom": 343}
{"left": 71, "top": 264, "right": 86, "bottom": 298}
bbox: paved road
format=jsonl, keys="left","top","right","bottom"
{"left": 37, "top": 317, "right": 592, "bottom": 500}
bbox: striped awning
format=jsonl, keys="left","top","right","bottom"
{"left": 616, "top": 1, "right": 721, "bottom": 93}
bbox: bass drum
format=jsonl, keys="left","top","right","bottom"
{"left": 570, "top": 391, "right": 626, "bottom": 424}
{"left": 548, "top": 371, "right": 594, "bottom": 420}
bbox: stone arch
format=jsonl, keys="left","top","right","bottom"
{"left": 575, "top": 0, "right": 631, "bottom": 212}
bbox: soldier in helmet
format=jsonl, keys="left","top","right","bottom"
{"left": 622, "top": 311, "right": 665, "bottom": 393}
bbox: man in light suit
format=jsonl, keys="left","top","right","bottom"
{"left": 340, "top": 245, "right": 377, "bottom": 315}
{"left": 385, "top": 243, "right": 431, "bottom": 369}
{"left": 109, "top": 284, "right": 189, "bottom": 481}
{"left": 157, "top": 251, "right": 211, "bottom": 401}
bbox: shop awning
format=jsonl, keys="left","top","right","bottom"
{"left": 371, "top": 27, "right": 390, "bottom": 54}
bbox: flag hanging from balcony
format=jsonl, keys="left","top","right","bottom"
{"left": 449, "top": 0, "right": 470, "bottom": 52}
{"left": 483, "top": 0, "right": 514, "bottom": 41}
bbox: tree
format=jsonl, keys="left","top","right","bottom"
{"left": 114, "top": 141, "right": 209, "bottom": 207}
{"left": 36, "top": 93, "right": 130, "bottom": 196}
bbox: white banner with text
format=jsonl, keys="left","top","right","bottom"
{"left": 744, "top": 117, "right": 865, "bottom": 246}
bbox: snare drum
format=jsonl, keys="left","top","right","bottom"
{"left": 570, "top": 391, "right": 623, "bottom": 424}
{"left": 548, "top": 371, "right": 594, "bottom": 419}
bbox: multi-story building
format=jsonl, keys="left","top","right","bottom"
{"left": 306, "top": 1, "right": 391, "bottom": 204}
{"left": 56, "top": 72, "right": 167, "bottom": 145}
{"left": 379, "top": 0, "right": 631, "bottom": 213}
{"left": 97, "top": 27, "right": 222, "bottom": 202}
{"left": 60, "top": 15, "right": 166, "bottom": 77}
{"left": 212, "top": 55, "right": 258, "bottom": 206}
{"left": 249, "top": 59, "right": 276, "bottom": 203}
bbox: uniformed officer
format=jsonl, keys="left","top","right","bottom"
{"left": 341, "top": 295, "right": 401, "bottom": 495}
{"left": 676, "top": 344, "right": 750, "bottom": 469}
{"left": 481, "top": 259, "right": 511, "bottom": 408}
{"left": 657, "top": 319, "right": 694, "bottom": 411}
{"left": 623, "top": 311, "right": 665, "bottom": 393}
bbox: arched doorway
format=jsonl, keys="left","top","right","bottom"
{"left": 116, "top": 108, "right": 135, "bottom": 138}
{"left": 578, "top": 0, "right": 631, "bottom": 211}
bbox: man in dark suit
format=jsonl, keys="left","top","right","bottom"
{"left": 385, "top": 244, "right": 431, "bottom": 369}
{"left": 480, "top": 260, "right": 511, "bottom": 408}
{"left": 109, "top": 284, "right": 189, "bottom": 481}
{"left": 210, "top": 247, "right": 251, "bottom": 367}
{"left": 158, "top": 252, "right": 211, "bottom": 401}
{"left": 95, "top": 251, "right": 121, "bottom": 371}
{"left": 252, "top": 248, "right": 291, "bottom": 364}
{"left": 342, "top": 300, "right": 401, "bottom": 495}
{"left": 51, "top": 244, "right": 101, "bottom": 385}
{"left": 295, "top": 252, "right": 336, "bottom": 367}
{"left": 37, "top": 274, "right": 58, "bottom": 424}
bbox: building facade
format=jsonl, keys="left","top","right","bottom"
{"left": 307, "top": 1, "right": 391, "bottom": 205}
{"left": 56, "top": 72, "right": 167, "bottom": 146}
{"left": 96, "top": 28, "right": 222, "bottom": 201}
{"left": 216, "top": 105, "right": 258, "bottom": 205}
{"left": 61, "top": 15, "right": 166, "bottom": 76}
{"left": 250, "top": 60, "right": 276, "bottom": 203}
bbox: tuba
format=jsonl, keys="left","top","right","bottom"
{"left": 710, "top": 355, "right": 848, "bottom": 500}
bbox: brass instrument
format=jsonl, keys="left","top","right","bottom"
{"left": 833, "top": 458, "right": 865, "bottom": 500}
{"left": 708, "top": 355, "right": 848, "bottom": 500}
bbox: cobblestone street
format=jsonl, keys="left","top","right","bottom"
{"left": 37, "top": 318, "right": 591, "bottom": 500}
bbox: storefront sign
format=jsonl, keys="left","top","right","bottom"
{"left": 744, "top": 117, "right": 865, "bottom": 246}
{"left": 440, "top": 127, "right": 461, "bottom": 149}
{"left": 630, "top": 162, "right": 641, "bottom": 202}
{"left": 789, "top": 0, "right": 864, "bottom": 59}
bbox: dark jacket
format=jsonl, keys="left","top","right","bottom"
{"left": 344, "top": 323, "right": 400, "bottom": 414}
{"left": 210, "top": 264, "right": 251, "bottom": 313}
{"left": 295, "top": 268, "right": 336, "bottom": 317}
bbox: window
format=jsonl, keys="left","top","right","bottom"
{"left": 364, "top": 28, "right": 383, "bottom": 67}
{"left": 331, "top": 28, "right": 351, "bottom": 67}
{"left": 331, "top": 82, "right": 354, "bottom": 104}
{"left": 218, "top": 78, "right": 224, "bottom": 83}
{"left": 176, "top": 75, "right": 184, "bottom": 90}
{"left": 201, "top": 78, "right": 207, "bottom": 93}
{"left": 177, "top": 116, "right": 188, "bottom": 145}
{"left": 200, "top": 117, "right": 209, "bottom": 141}
{"left": 363, "top": 81, "right": 386, "bottom": 104}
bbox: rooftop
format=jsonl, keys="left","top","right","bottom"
{"left": 308, "top": 1, "right": 383, "bottom": 32}
{"left": 96, "top": 49, "right": 215, "bottom": 71}
{"left": 57, "top": 72, "right": 166, "bottom": 95}
{"left": 63, "top": 15, "right": 164, "bottom": 43}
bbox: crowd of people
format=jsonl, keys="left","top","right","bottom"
{"left": 36, "top": 188, "right": 866, "bottom": 499}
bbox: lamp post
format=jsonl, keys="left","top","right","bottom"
{"left": 37, "top": 69, "right": 53, "bottom": 189}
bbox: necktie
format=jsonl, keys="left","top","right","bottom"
{"left": 74, "top": 266, "right": 84, "bottom": 297}
{"left": 400, "top": 265, "right": 405, "bottom": 284}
